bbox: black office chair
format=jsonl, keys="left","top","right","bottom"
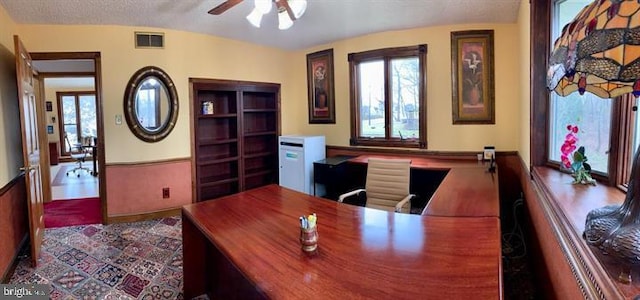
{"left": 64, "top": 133, "right": 91, "bottom": 177}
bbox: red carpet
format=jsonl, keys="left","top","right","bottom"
{"left": 44, "top": 198, "right": 101, "bottom": 228}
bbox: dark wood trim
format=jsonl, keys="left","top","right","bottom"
{"left": 105, "top": 156, "right": 191, "bottom": 167}
{"left": 0, "top": 173, "right": 24, "bottom": 196}
{"left": 348, "top": 44, "right": 428, "bottom": 148}
{"left": 37, "top": 72, "right": 95, "bottom": 77}
{"left": 326, "top": 144, "right": 516, "bottom": 159}
{"left": 532, "top": 167, "right": 626, "bottom": 299}
{"left": 30, "top": 52, "right": 100, "bottom": 60}
{"left": 0, "top": 235, "right": 28, "bottom": 283}
{"left": 530, "top": 0, "right": 551, "bottom": 167}
{"left": 94, "top": 54, "right": 107, "bottom": 226}
{"left": 107, "top": 207, "right": 181, "bottom": 224}
{"left": 32, "top": 51, "right": 106, "bottom": 225}
{"left": 190, "top": 78, "right": 281, "bottom": 90}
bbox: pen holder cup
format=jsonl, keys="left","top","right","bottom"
{"left": 299, "top": 226, "right": 318, "bottom": 252}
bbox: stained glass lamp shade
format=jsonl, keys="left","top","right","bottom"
{"left": 547, "top": 0, "right": 640, "bottom": 98}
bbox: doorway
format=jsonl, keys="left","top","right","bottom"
{"left": 31, "top": 53, "right": 105, "bottom": 226}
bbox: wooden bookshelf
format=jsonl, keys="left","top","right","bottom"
{"left": 191, "top": 79, "right": 280, "bottom": 201}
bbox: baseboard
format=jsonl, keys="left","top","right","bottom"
{"left": 1, "top": 234, "right": 28, "bottom": 283}
{"left": 107, "top": 207, "right": 182, "bottom": 224}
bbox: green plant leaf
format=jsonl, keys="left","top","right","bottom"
{"left": 577, "top": 146, "right": 585, "bottom": 155}
{"left": 583, "top": 162, "right": 591, "bottom": 171}
{"left": 573, "top": 150, "right": 585, "bottom": 162}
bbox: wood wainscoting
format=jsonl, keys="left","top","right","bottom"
{"left": 498, "top": 155, "right": 583, "bottom": 299}
{"left": 0, "top": 175, "right": 28, "bottom": 283}
{"left": 105, "top": 158, "right": 192, "bottom": 223}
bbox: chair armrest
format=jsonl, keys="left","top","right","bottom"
{"left": 395, "top": 194, "right": 415, "bottom": 213}
{"left": 338, "top": 189, "right": 365, "bottom": 203}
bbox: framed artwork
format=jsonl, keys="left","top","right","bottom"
{"left": 47, "top": 125, "right": 54, "bottom": 134}
{"left": 307, "top": 49, "right": 335, "bottom": 124}
{"left": 46, "top": 101, "right": 53, "bottom": 112}
{"left": 451, "top": 30, "right": 495, "bottom": 124}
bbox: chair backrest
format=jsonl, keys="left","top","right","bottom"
{"left": 64, "top": 133, "right": 85, "bottom": 156}
{"left": 364, "top": 158, "right": 411, "bottom": 212}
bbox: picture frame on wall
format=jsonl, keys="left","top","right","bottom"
{"left": 451, "top": 30, "right": 495, "bottom": 125}
{"left": 307, "top": 48, "right": 336, "bottom": 124}
{"left": 46, "top": 101, "right": 53, "bottom": 112}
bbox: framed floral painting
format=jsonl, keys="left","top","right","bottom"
{"left": 451, "top": 30, "right": 495, "bottom": 124}
{"left": 307, "top": 49, "right": 335, "bottom": 124}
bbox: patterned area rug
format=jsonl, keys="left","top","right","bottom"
{"left": 9, "top": 217, "right": 184, "bottom": 299}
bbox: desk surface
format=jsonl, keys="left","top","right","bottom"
{"left": 348, "top": 155, "right": 500, "bottom": 217}
{"left": 182, "top": 185, "right": 502, "bottom": 299}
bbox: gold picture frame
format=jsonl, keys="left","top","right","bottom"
{"left": 307, "top": 49, "right": 336, "bottom": 124}
{"left": 451, "top": 30, "right": 495, "bottom": 124}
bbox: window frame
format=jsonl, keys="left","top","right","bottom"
{"left": 532, "top": 0, "right": 633, "bottom": 189}
{"left": 348, "top": 44, "right": 428, "bottom": 148}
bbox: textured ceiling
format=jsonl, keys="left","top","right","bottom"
{"left": 0, "top": 0, "right": 521, "bottom": 50}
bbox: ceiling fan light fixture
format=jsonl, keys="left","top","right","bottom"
{"left": 246, "top": 7, "right": 263, "bottom": 27}
{"left": 254, "top": 0, "right": 272, "bottom": 14}
{"left": 289, "top": 0, "right": 307, "bottom": 19}
{"left": 278, "top": 9, "right": 293, "bottom": 30}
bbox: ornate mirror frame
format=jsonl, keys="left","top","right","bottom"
{"left": 123, "top": 66, "right": 178, "bottom": 142}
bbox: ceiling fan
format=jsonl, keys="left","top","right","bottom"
{"left": 208, "top": 0, "right": 307, "bottom": 29}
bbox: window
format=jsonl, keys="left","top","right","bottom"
{"left": 548, "top": 0, "right": 612, "bottom": 175}
{"left": 348, "top": 45, "right": 427, "bottom": 148}
{"left": 534, "top": 0, "right": 638, "bottom": 188}
{"left": 57, "top": 91, "right": 97, "bottom": 156}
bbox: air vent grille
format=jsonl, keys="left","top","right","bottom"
{"left": 135, "top": 32, "right": 164, "bottom": 49}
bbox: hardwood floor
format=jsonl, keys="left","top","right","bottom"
{"left": 50, "top": 162, "right": 99, "bottom": 200}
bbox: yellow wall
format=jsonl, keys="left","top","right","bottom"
{"left": 17, "top": 22, "right": 523, "bottom": 168}
{"left": 0, "top": 4, "right": 22, "bottom": 187}
{"left": 288, "top": 23, "right": 522, "bottom": 152}
{"left": 518, "top": 0, "right": 531, "bottom": 167}
{"left": 17, "top": 24, "right": 291, "bottom": 163}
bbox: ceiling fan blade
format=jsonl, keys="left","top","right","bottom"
{"left": 278, "top": 0, "right": 296, "bottom": 20}
{"left": 208, "top": 0, "right": 244, "bottom": 15}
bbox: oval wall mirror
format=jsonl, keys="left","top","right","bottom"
{"left": 123, "top": 66, "right": 178, "bottom": 142}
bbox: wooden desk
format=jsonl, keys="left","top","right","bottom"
{"left": 348, "top": 155, "right": 500, "bottom": 217}
{"left": 182, "top": 185, "right": 502, "bottom": 299}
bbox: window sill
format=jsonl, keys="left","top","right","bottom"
{"left": 531, "top": 166, "right": 640, "bottom": 298}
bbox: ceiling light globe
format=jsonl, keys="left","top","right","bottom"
{"left": 255, "top": 0, "right": 272, "bottom": 14}
{"left": 246, "top": 8, "right": 263, "bottom": 27}
{"left": 278, "top": 11, "right": 293, "bottom": 30}
{"left": 289, "top": 0, "right": 307, "bottom": 19}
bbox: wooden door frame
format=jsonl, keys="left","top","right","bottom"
{"left": 31, "top": 52, "right": 106, "bottom": 224}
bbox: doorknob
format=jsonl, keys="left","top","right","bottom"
{"left": 19, "top": 165, "right": 35, "bottom": 172}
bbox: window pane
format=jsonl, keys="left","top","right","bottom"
{"left": 62, "top": 95, "right": 76, "bottom": 124}
{"left": 390, "top": 57, "right": 419, "bottom": 139}
{"left": 549, "top": 0, "right": 610, "bottom": 174}
{"left": 136, "top": 87, "right": 159, "bottom": 130}
{"left": 79, "top": 95, "right": 97, "bottom": 138}
{"left": 549, "top": 92, "right": 612, "bottom": 173}
{"left": 358, "top": 60, "right": 385, "bottom": 138}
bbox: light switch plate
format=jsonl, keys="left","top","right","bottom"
{"left": 115, "top": 114, "right": 122, "bottom": 125}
